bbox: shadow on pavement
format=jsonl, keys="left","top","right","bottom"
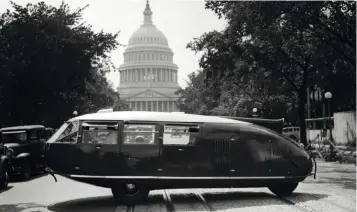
{"left": 0, "top": 203, "right": 46, "bottom": 212}
{"left": 324, "top": 168, "right": 356, "bottom": 174}
{"left": 304, "top": 176, "right": 356, "bottom": 190}
{"left": 10, "top": 173, "right": 48, "bottom": 183}
{"left": 46, "top": 194, "right": 165, "bottom": 212}
{"left": 0, "top": 185, "right": 13, "bottom": 194}
{"left": 201, "top": 191, "right": 328, "bottom": 210}
{"left": 322, "top": 176, "right": 356, "bottom": 190}
{"left": 43, "top": 190, "right": 328, "bottom": 212}
{"left": 47, "top": 196, "right": 118, "bottom": 212}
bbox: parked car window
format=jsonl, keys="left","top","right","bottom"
{"left": 1, "top": 131, "right": 27, "bottom": 144}
{"left": 29, "top": 130, "right": 37, "bottom": 139}
{"left": 163, "top": 125, "right": 199, "bottom": 146}
{"left": 123, "top": 124, "right": 156, "bottom": 145}
{"left": 82, "top": 122, "right": 118, "bottom": 145}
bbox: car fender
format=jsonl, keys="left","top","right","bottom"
{"left": 15, "top": 153, "right": 32, "bottom": 163}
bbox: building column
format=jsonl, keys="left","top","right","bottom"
{"left": 140, "top": 101, "right": 143, "bottom": 111}
{"left": 156, "top": 101, "right": 159, "bottom": 111}
{"left": 145, "top": 101, "right": 148, "bottom": 111}
{"left": 161, "top": 101, "right": 164, "bottom": 112}
{"left": 151, "top": 101, "right": 154, "bottom": 111}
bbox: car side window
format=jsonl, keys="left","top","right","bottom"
{"left": 163, "top": 125, "right": 199, "bottom": 146}
{"left": 82, "top": 122, "right": 119, "bottom": 145}
{"left": 123, "top": 124, "right": 157, "bottom": 145}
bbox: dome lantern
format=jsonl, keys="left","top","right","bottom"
{"left": 143, "top": 0, "right": 153, "bottom": 25}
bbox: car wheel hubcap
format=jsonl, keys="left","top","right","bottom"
{"left": 4, "top": 172, "right": 9, "bottom": 187}
{"left": 125, "top": 183, "right": 138, "bottom": 195}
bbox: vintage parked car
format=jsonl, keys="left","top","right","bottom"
{"left": 44, "top": 111, "right": 316, "bottom": 205}
{"left": 0, "top": 125, "right": 47, "bottom": 180}
{"left": 0, "top": 142, "right": 9, "bottom": 189}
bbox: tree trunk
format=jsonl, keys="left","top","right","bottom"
{"left": 298, "top": 90, "right": 308, "bottom": 146}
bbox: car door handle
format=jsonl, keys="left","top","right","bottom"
{"left": 95, "top": 145, "right": 102, "bottom": 150}
{"left": 178, "top": 148, "right": 184, "bottom": 152}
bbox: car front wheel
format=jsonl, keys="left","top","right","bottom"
{"left": 111, "top": 183, "right": 149, "bottom": 205}
{"left": 0, "top": 169, "right": 9, "bottom": 189}
{"left": 22, "top": 160, "right": 32, "bottom": 181}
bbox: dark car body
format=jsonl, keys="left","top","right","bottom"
{"left": 45, "top": 111, "right": 315, "bottom": 205}
{"left": 0, "top": 125, "right": 47, "bottom": 180}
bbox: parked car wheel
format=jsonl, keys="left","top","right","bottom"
{"left": 0, "top": 169, "right": 9, "bottom": 189}
{"left": 22, "top": 160, "right": 32, "bottom": 180}
{"left": 268, "top": 182, "right": 299, "bottom": 197}
{"left": 111, "top": 183, "right": 149, "bottom": 205}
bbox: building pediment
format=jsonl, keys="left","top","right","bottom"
{"left": 129, "top": 89, "right": 170, "bottom": 98}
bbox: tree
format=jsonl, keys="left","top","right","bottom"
{"left": 0, "top": 1, "right": 120, "bottom": 127}
{"left": 188, "top": 1, "right": 355, "bottom": 145}
{"left": 113, "top": 93, "right": 131, "bottom": 111}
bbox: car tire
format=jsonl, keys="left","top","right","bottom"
{"left": 0, "top": 168, "right": 9, "bottom": 189}
{"left": 268, "top": 182, "right": 299, "bottom": 197}
{"left": 22, "top": 160, "right": 32, "bottom": 181}
{"left": 111, "top": 183, "right": 149, "bottom": 205}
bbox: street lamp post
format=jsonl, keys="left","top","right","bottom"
{"left": 324, "top": 92, "right": 333, "bottom": 143}
{"left": 252, "top": 108, "right": 258, "bottom": 118}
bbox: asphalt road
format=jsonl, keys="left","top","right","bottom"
{"left": 0, "top": 160, "right": 355, "bottom": 212}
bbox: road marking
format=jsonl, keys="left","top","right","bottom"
{"left": 114, "top": 205, "right": 128, "bottom": 212}
{"left": 195, "top": 189, "right": 215, "bottom": 212}
{"left": 162, "top": 190, "right": 175, "bottom": 212}
{"left": 277, "top": 195, "right": 319, "bottom": 212}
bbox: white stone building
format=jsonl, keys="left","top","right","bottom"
{"left": 117, "top": 1, "right": 181, "bottom": 112}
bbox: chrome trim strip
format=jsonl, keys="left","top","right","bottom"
{"left": 68, "top": 175, "right": 299, "bottom": 180}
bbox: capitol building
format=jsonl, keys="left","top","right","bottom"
{"left": 117, "top": 1, "right": 181, "bottom": 112}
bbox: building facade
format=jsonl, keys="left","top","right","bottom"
{"left": 117, "top": 1, "right": 181, "bottom": 112}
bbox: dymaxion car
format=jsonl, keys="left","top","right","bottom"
{"left": 44, "top": 111, "right": 316, "bottom": 205}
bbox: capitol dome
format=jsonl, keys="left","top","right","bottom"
{"left": 117, "top": 1, "right": 181, "bottom": 112}
{"left": 128, "top": 25, "right": 168, "bottom": 46}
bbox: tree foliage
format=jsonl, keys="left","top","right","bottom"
{"left": 0, "top": 1, "right": 120, "bottom": 127}
{"left": 185, "top": 1, "right": 355, "bottom": 145}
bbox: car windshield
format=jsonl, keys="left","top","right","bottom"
{"left": 1, "top": 131, "right": 27, "bottom": 144}
{"left": 47, "top": 121, "right": 79, "bottom": 143}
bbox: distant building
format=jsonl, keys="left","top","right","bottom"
{"left": 117, "top": 1, "right": 181, "bottom": 112}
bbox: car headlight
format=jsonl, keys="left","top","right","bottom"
{"left": 6, "top": 148, "right": 14, "bottom": 158}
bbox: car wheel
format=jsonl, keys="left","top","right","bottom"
{"left": 268, "top": 182, "right": 299, "bottom": 197}
{"left": 22, "top": 160, "right": 32, "bottom": 181}
{"left": 0, "top": 169, "right": 9, "bottom": 189}
{"left": 111, "top": 183, "right": 149, "bottom": 205}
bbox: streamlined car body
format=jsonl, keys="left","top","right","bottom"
{"left": 45, "top": 111, "right": 316, "bottom": 205}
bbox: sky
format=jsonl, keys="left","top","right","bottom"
{"left": 0, "top": 0, "right": 227, "bottom": 89}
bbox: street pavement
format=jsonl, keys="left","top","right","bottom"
{"left": 0, "top": 159, "right": 355, "bottom": 212}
